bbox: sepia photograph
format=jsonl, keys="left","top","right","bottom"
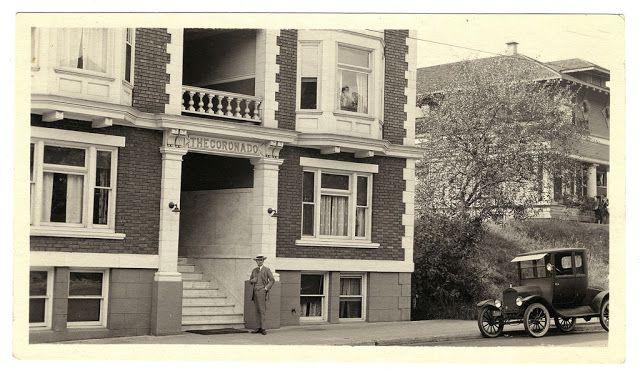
{"left": 7, "top": 8, "right": 630, "bottom": 365}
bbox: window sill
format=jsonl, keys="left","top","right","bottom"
{"left": 296, "top": 109, "right": 323, "bottom": 115}
{"left": 296, "top": 238, "right": 379, "bottom": 249}
{"left": 54, "top": 67, "right": 116, "bottom": 82}
{"left": 30, "top": 227, "right": 126, "bottom": 240}
{"left": 333, "top": 111, "right": 375, "bottom": 121}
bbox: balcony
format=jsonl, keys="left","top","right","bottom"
{"left": 181, "top": 29, "right": 263, "bottom": 126}
{"left": 182, "top": 86, "right": 262, "bottom": 123}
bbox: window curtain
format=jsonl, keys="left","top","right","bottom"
{"left": 355, "top": 208, "right": 366, "bottom": 237}
{"left": 59, "top": 28, "right": 106, "bottom": 72}
{"left": 355, "top": 72, "right": 368, "bottom": 113}
{"left": 320, "top": 195, "right": 348, "bottom": 236}
{"left": 301, "top": 298, "right": 322, "bottom": 317}
{"left": 41, "top": 173, "right": 83, "bottom": 223}
{"left": 340, "top": 278, "right": 361, "bottom": 296}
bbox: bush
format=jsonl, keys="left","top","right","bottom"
{"left": 412, "top": 214, "right": 491, "bottom": 320}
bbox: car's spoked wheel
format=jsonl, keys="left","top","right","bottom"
{"left": 599, "top": 298, "right": 609, "bottom": 332}
{"left": 524, "top": 303, "right": 550, "bottom": 338}
{"left": 478, "top": 306, "right": 504, "bottom": 338}
{"left": 554, "top": 317, "right": 576, "bottom": 332}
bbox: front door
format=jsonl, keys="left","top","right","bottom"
{"left": 552, "top": 251, "right": 576, "bottom": 307}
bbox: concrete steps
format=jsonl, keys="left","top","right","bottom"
{"left": 179, "top": 257, "right": 245, "bottom": 331}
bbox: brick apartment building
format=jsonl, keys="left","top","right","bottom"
{"left": 28, "top": 28, "right": 421, "bottom": 342}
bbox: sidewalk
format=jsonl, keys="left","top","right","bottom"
{"left": 59, "top": 320, "right": 603, "bottom": 346}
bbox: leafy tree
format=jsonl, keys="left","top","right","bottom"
{"left": 416, "top": 56, "right": 589, "bottom": 221}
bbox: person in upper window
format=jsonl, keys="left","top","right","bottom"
{"left": 340, "top": 86, "right": 356, "bottom": 112}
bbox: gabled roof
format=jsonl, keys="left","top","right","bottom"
{"left": 417, "top": 54, "right": 609, "bottom": 98}
{"left": 546, "top": 58, "right": 610, "bottom": 75}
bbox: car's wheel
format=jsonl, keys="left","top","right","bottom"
{"left": 554, "top": 317, "right": 576, "bottom": 332}
{"left": 599, "top": 298, "right": 609, "bottom": 332}
{"left": 477, "top": 306, "right": 504, "bottom": 338}
{"left": 523, "top": 303, "right": 551, "bottom": 338}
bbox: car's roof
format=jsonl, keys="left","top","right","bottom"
{"left": 514, "top": 248, "right": 586, "bottom": 257}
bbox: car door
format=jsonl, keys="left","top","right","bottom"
{"left": 552, "top": 251, "right": 576, "bottom": 307}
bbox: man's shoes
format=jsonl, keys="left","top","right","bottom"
{"left": 260, "top": 329, "right": 267, "bottom": 335}
{"left": 252, "top": 328, "right": 262, "bottom": 334}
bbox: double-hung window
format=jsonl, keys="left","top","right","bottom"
{"left": 30, "top": 127, "right": 124, "bottom": 238}
{"left": 300, "top": 273, "right": 327, "bottom": 321}
{"left": 339, "top": 274, "right": 366, "bottom": 321}
{"left": 67, "top": 270, "right": 109, "bottom": 327}
{"left": 58, "top": 28, "right": 108, "bottom": 73}
{"left": 124, "top": 28, "right": 134, "bottom": 83}
{"left": 299, "top": 158, "right": 377, "bottom": 247}
{"left": 29, "top": 268, "right": 53, "bottom": 328}
{"left": 299, "top": 41, "right": 321, "bottom": 110}
{"left": 337, "top": 45, "right": 372, "bottom": 114}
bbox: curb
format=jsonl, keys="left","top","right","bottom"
{"left": 343, "top": 323, "right": 605, "bottom": 346}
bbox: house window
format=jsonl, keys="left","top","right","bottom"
{"left": 300, "top": 273, "right": 327, "bottom": 321}
{"left": 301, "top": 169, "right": 373, "bottom": 240}
{"left": 124, "top": 28, "right": 134, "bottom": 83}
{"left": 602, "top": 106, "right": 610, "bottom": 127}
{"left": 67, "top": 270, "right": 109, "bottom": 327}
{"left": 337, "top": 45, "right": 371, "bottom": 114}
{"left": 29, "top": 268, "right": 53, "bottom": 328}
{"left": 299, "top": 42, "right": 320, "bottom": 110}
{"left": 597, "top": 169, "right": 607, "bottom": 188}
{"left": 58, "top": 28, "right": 108, "bottom": 73}
{"left": 31, "top": 138, "right": 118, "bottom": 232}
{"left": 339, "top": 275, "right": 366, "bottom": 320}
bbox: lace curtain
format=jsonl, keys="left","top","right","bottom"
{"left": 320, "top": 195, "right": 348, "bottom": 236}
{"left": 42, "top": 173, "right": 83, "bottom": 223}
{"left": 59, "top": 28, "right": 107, "bottom": 72}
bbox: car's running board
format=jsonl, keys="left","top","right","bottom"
{"left": 555, "top": 305, "right": 598, "bottom": 317}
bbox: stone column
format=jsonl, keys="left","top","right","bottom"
{"left": 250, "top": 157, "right": 284, "bottom": 261}
{"left": 151, "top": 145, "right": 188, "bottom": 335}
{"left": 254, "top": 30, "right": 280, "bottom": 128}
{"left": 586, "top": 164, "right": 598, "bottom": 198}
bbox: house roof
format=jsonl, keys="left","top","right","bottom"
{"left": 546, "top": 58, "right": 610, "bottom": 75}
{"left": 417, "top": 54, "right": 609, "bottom": 98}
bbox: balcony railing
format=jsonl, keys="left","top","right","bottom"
{"left": 181, "top": 85, "right": 262, "bottom": 124}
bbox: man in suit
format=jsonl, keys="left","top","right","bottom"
{"left": 249, "top": 255, "right": 274, "bottom": 335}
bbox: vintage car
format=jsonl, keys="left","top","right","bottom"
{"left": 477, "top": 248, "right": 609, "bottom": 338}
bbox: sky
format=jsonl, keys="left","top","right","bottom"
{"left": 416, "top": 14, "right": 624, "bottom": 70}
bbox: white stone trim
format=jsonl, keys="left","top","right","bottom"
{"left": 402, "top": 159, "right": 416, "bottom": 268}
{"left": 404, "top": 30, "right": 417, "bottom": 146}
{"left": 255, "top": 30, "right": 280, "bottom": 129}
{"left": 276, "top": 258, "right": 413, "bottom": 273}
{"left": 31, "top": 126, "right": 125, "bottom": 147}
{"left": 30, "top": 228, "right": 125, "bottom": 240}
{"left": 164, "top": 28, "right": 184, "bottom": 115}
{"left": 295, "top": 239, "right": 380, "bottom": 249}
{"left": 30, "top": 251, "right": 159, "bottom": 268}
{"left": 300, "top": 157, "right": 379, "bottom": 173}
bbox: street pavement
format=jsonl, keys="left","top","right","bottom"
{"left": 58, "top": 319, "right": 607, "bottom": 347}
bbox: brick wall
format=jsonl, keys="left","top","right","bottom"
{"left": 383, "top": 30, "right": 409, "bottom": 144}
{"left": 275, "top": 30, "right": 298, "bottom": 130}
{"left": 30, "top": 116, "right": 162, "bottom": 255}
{"left": 276, "top": 146, "right": 405, "bottom": 260}
{"left": 133, "top": 28, "right": 171, "bottom": 114}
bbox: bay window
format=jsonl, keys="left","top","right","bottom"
{"left": 339, "top": 274, "right": 366, "bottom": 320}
{"left": 30, "top": 127, "right": 124, "bottom": 238}
{"left": 299, "top": 158, "right": 376, "bottom": 247}
{"left": 58, "top": 28, "right": 108, "bottom": 73}
{"left": 300, "top": 273, "right": 327, "bottom": 321}
{"left": 124, "top": 28, "right": 134, "bottom": 83}
{"left": 337, "top": 45, "right": 371, "bottom": 114}
{"left": 29, "top": 268, "right": 53, "bottom": 328}
{"left": 67, "top": 270, "right": 109, "bottom": 327}
{"left": 299, "top": 41, "right": 321, "bottom": 110}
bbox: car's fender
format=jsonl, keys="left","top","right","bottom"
{"left": 591, "top": 291, "right": 609, "bottom": 312}
{"left": 476, "top": 299, "right": 500, "bottom": 310}
{"left": 521, "top": 295, "right": 552, "bottom": 310}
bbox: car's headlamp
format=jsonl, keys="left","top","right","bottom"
{"left": 515, "top": 296, "right": 523, "bottom": 307}
{"left": 494, "top": 299, "right": 502, "bottom": 308}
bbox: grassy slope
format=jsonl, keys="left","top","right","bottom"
{"left": 479, "top": 220, "right": 609, "bottom": 299}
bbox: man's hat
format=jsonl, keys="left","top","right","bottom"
{"left": 253, "top": 255, "right": 267, "bottom": 261}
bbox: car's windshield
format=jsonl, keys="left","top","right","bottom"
{"left": 518, "top": 258, "right": 548, "bottom": 279}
